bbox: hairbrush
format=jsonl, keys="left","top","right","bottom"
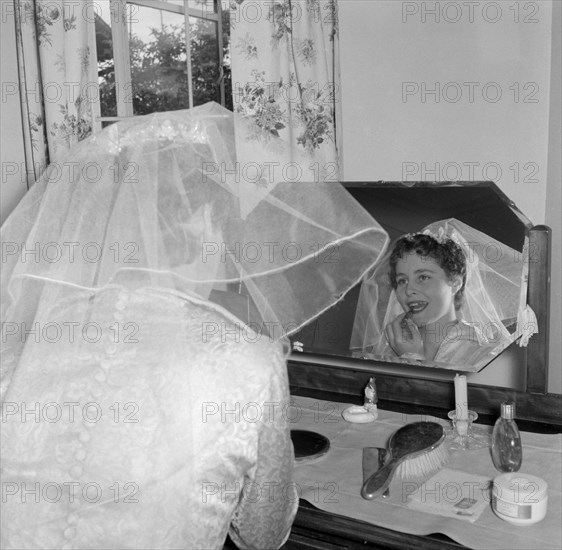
{"left": 361, "top": 421, "right": 447, "bottom": 500}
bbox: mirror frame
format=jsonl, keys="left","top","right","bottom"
{"left": 288, "top": 182, "right": 559, "bottom": 426}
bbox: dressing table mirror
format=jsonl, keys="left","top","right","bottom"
{"left": 287, "top": 181, "right": 559, "bottom": 426}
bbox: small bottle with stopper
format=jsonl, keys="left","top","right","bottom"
{"left": 363, "top": 377, "right": 378, "bottom": 417}
{"left": 491, "top": 401, "right": 522, "bottom": 472}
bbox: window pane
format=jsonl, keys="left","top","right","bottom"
{"left": 190, "top": 16, "right": 220, "bottom": 107}
{"left": 95, "top": 0, "right": 232, "bottom": 120}
{"left": 163, "top": 0, "right": 217, "bottom": 14}
{"left": 190, "top": 6, "right": 232, "bottom": 110}
{"left": 221, "top": 7, "right": 232, "bottom": 111}
{"left": 129, "top": 6, "right": 190, "bottom": 115}
{"left": 189, "top": 0, "right": 217, "bottom": 13}
{"left": 95, "top": 1, "right": 117, "bottom": 117}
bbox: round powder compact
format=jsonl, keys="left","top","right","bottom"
{"left": 342, "top": 405, "right": 377, "bottom": 423}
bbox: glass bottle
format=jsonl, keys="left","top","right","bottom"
{"left": 363, "top": 377, "right": 378, "bottom": 413}
{"left": 491, "top": 402, "right": 522, "bottom": 472}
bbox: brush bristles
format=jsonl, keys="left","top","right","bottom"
{"left": 396, "top": 441, "right": 448, "bottom": 479}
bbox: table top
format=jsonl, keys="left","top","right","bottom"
{"left": 290, "top": 396, "right": 562, "bottom": 550}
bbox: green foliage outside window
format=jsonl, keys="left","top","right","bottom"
{"left": 96, "top": 9, "right": 232, "bottom": 118}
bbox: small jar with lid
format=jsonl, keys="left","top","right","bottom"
{"left": 492, "top": 472, "right": 548, "bottom": 526}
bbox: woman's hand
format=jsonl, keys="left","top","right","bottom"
{"left": 385, "top": 313, "right": 425, "bottom": 359}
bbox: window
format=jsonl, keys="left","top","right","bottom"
{"left": 94, "top": 0, "right": 231, "bottom": 130}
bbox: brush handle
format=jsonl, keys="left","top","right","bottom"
{"left": 361, "top": 457, "right": 400, "bottom": 500}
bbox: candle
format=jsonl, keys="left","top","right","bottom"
{"left": 454, "top": 374, "right": 469, "bottom": 421}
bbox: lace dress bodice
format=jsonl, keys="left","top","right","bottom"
{"left": 1, "top": 287, "right": 297, "bottom": 549}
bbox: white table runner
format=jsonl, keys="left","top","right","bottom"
{"left": 290, "top": 396, "right": 562, "bottom": 550}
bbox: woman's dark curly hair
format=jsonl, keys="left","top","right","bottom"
{"left": 389, "top": 233, "right": 467, "bottom": 310}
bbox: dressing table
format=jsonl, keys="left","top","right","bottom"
{"left": 282, "top": 182, "right": 561, "bottom": 549}
{"left": 282, "top": 393, "right": 560, "bottom": 550}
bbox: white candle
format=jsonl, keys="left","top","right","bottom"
{"left": 454, "top": 374, "right": 469, "bottom": 421}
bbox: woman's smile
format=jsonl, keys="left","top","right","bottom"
{"left": 406, "top": 300, "right": 428, "bottom": 313}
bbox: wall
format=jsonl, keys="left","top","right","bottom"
{"left": 1, "top": 1, "right": 27, "bottom": 224}
{"left": 338, "top": 0, "right": 560, "bottom": 392}
{"left": 546, "top": 0, "right": 561, "bottom": 394}
{"left": 339, "top": 0, "right": 551, "bottom": 223}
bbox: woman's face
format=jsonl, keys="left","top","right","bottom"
{"left": 394, "top": 253, "right": 459, "bottom": 327}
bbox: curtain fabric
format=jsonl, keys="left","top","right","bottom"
{"left": 14, "top": 0, "right": 99, "bottom": 185}
{"left": 230, "top": 0, "right": 342, "bottom": 184}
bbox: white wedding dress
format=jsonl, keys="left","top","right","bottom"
{"left": 1, "top": 286, "right": 297, "bottom": 549}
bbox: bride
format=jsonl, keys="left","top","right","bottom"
{"left": 0, "top": 102, "right": 388, "bottom": 549}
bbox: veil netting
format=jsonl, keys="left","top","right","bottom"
{"left": 350, "top": 218, "right": 535, "bottom": 363}
{"left": 1, "top": 101, "right": 390, "bottom": 392}
{"left": 0, "top": 102, "right": 390, "bottom": 549}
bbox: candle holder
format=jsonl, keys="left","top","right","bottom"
{"left": 447, "top": 410, "right": 490, "bottom": 451}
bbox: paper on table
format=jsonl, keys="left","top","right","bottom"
{"left": 406, "top": 468, "right": 492, "bottom": 523}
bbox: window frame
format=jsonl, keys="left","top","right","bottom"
{"left": 94, "top": 0, "right": 226, "bottom": 131}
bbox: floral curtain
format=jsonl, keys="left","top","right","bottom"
{"left": 230, "top": 0, "right": 341, "bottom": 188}
{"left": 14, "top": 0, "right": 99, "bottom": 186}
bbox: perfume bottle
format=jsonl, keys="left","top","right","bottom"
{"left": 491, "top": 402, "right": 522, "bottom": 472}
{"left": 364, "top": 377, "right": 378, "bottom": 413}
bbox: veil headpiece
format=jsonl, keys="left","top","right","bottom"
{"left": 1, "top": 102, "right": 389, "bottom": 385}
{"left": 350, "top": 218, "right": 535, "bottom": 359}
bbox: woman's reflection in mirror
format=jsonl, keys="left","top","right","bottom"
{"left": 384, "top": 233, "right": 488, "bottom": 362}
{"left": 350, "top": 217, "right": 526, "bottom": 367}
